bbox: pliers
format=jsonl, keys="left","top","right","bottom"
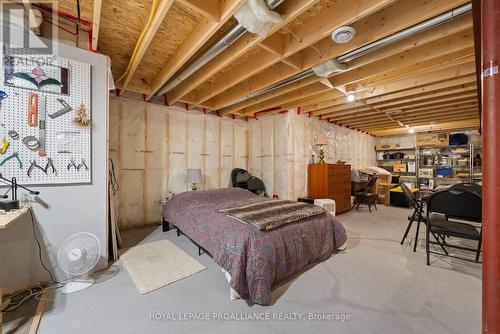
{"left": 45, "top": 157, "right": 57, "bottom": 175}
{"left": 67, "top": 158, "right": 77, "bottom": 171}
{"left": 28, "top": 159, "right": 46, "bottom": 177}
{"left": 77, "top": 159, "right": 89, "bottom": 171}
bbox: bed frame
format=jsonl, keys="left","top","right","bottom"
{"left": 162, "top": 217, "right": 210, "bottom": 256}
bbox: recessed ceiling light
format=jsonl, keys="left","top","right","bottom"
{"left": 332, "top": 26, "right": 356, "bottom": 44}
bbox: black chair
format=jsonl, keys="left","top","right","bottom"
{"left": 426, "top": 189, "right": 482, "bottom": 265}
{"left": 231, "top": 168, "right": 251, "bottom": 189}
{"left": 353, "top": 176, "right": 378, "bottom": 212}
{"left": 247, "top": 176, "right": 268, "bottom": 197}
{"left": 400, "top": 183, "right": 427, "bottom": 252}
{"left": 450, "top": 183, "right": 482, "bottom": 198}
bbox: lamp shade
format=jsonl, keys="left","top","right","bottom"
{"left": 185, "top": 169, "right": 202, "bottom": 183}
{"left": 315, "top": 134, "right": 327, "bottom": 146}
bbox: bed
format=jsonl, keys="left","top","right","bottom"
{"left": 162, "top": 188, "right": 347, "bottom": 305}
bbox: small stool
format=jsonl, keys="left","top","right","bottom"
{"left": 314, "top": 199, "right": 336, "bottom": 217}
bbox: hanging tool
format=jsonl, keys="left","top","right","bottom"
{"left": 22, "top": 135, "right": 40, "bottom": 151}
{"left": 49, "top": 98, "right": 73, "bottom": 119}
{"left": 45, "top": 157, "right": 57, "bottom": 175}
{"left": 28, "top": 92, "right": 38, "bottom": 127}
{"left": 38, "top": 96, "right": 47, "bottom": 157}
{"left": 77, "top": 159, "right": 88, "bottom": 171}
{"left": 27, "top": 159, "right": 46, "bottom": 177}
{"left": 0, "top": 152, "right": 22, "bottom": 169}
{"left": 67, "top": 158, "right": 77, "bottom": 171}
{"left": 1, "top": 138, "right": 10, "bottom": 154}
{"left": 8, "top": 130, "right": 19, "bottom": 140}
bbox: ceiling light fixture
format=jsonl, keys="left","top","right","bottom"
{"left": 346, "top": 92, "right": 356, "bottom": 102}
{"left": 408, "top": 127, "right": 415, "bottom": 134}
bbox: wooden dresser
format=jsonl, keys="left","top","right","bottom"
{"left": 307, "top": 163, "right": 352, "bottom": 214}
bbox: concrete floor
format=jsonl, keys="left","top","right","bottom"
{"left": 35, "top": 205, "right": 481, "bottom": 334}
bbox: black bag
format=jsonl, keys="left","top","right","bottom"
{"left": 450, "top": 133, "right": 468, "bottom": 146}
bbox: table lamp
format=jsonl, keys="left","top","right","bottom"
{"left": 315, "top": 134, "right": 327, "bottom": 163}
{"left": 185, "top": 169, "right": 202, "bottom": 191}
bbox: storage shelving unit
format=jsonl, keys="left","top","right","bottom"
{"left": 376, "top": 147, "right": 418, "bottom": 182}
{"left": 417, "top": 144, "right": 481, "bottom": 189}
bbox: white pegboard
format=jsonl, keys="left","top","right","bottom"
{"left": 0, "top": 43, "right": 92, "bottom": 185}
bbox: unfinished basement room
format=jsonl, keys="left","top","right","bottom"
{"left": 0, "top": 0, "right": 499, "bottom": 333}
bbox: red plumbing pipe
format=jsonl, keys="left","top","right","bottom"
{"left": 482, "top": 0, "right": 500, "bottom": 332}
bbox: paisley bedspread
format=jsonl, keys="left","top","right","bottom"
{"left": 163, "top": 188, "right": 347, "bottom": 305}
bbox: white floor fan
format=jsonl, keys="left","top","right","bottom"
{"left": 58, "top": 232, "right": 117, "bottom": 294}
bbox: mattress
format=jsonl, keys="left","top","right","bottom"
{"left": 163, "top": 188, "right": 347, "bottom": 305}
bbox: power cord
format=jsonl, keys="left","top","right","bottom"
{"left": 0, "top": 207, "right": 65, "bottom": 317}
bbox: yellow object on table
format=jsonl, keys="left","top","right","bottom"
{"left": 390, "top": 186, "right": 419, "bottom": 193}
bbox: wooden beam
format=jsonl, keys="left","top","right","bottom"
{"left": 376, "top": 91, "right": 478, "bottom": 110}
{"left": 219, "top": 74, "right": 321, "bottom": 116}
{"left": 369, "top": 119, "right": 480, "bottom": 136}
{"left": 205, "top": 0, "right": 470, "bottom": 111}
{"left": 347, "top": 50, "right": 474, "bottom": 92}
{"left": 237, "top": 82, "right": 333, "bottom": 117}
{"left": 365, "top": 76, "right": 477, "bottom": 104}
{"left": 118, "top": 0, "right": 175, "bottom": 95}
{"left": 281, "top": 53, "right": 302, "bottom": 70}
{"left": 91, "top": 0, "right": 102, "bottom": 51}
{"left": 161, "top": 0, "right": 321, "bottom": 102}
{"left": 189, "top": 0, "right": 395, "bottom": 107}
{"left": 176, "top": 0, "right": 220, "bottom": 22}
{"left": 353, "top": 62, "right": 477, "bottom": 100}
{"left": 359, "top": 114, "right": 479, "bottom": 130}
{"left": 345, "top": 112, "right": 479, "bottom": 129}
{"left": 347, "top": 54, "right": 475, "bottom": 91}
{"left": 146, "top": 0, "right": 245, "bottom": 100}
{"left": 329, "top": 30, "right": 474, "bottom": 87}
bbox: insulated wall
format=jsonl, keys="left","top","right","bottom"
{"left": 109, "top": 97, "right": 248, "bottom": 229}
{"left": 248, "top": 110, "right": 377, "bottom": 200}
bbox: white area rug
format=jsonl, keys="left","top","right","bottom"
{"left": 121, "top": 239, "right": 206, "bottom": 294}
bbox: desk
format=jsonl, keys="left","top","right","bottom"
{"left": 0, "top": 207, "right": 31, "bottom": 334}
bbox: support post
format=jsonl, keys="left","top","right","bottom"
{"left": 482, "top": 0, "right": 500, "bottom": 332}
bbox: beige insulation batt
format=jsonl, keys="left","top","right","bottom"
{"left": 110, "top": 98, "right": 376, "bottom": 229}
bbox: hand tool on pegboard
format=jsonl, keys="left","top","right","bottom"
{"left": 49, "top": 99, "right": 72, "bottom": 119}
{"left": 28, "top": 92, "right": 38, "bottom": 127}
{"left": 0, "top": 152, "right": 22, "bottom": 169}
{"left": 38, "top": 96, "right": 47, "bottom": 157}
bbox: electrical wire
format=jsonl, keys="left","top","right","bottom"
{"left": 27, "top": 207, "right": 60, "bottom": 284}
{"left": 116, "top": 0, "right": 159, "bottom": 83}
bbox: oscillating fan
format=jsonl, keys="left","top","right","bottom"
{"left": 58, "top": 232, "right": 101, "bottom": 294}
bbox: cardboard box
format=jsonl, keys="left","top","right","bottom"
{"left": 419, "top": 168, "right": 434, "bottom": 179}
{"left": 375, "top": 143, "right": 401, "bottom": 150}
{"left": 416, "top": 132, "right": 449, "bottom": 147}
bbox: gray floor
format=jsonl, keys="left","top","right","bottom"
{"left": 35, "top": 205, "right": 481, "bottom": 334}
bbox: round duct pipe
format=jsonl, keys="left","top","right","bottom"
{"left": 156, "top": 0, "right": 285, "bottom": 96}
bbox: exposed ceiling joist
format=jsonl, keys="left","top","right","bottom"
{"left": 187, "top": 0, "right": 396, "bottom": 107}
{"left": 161, "top": 0, "right": 322, "bottom": 103}
{"left": 203, "top": 0, "right": 471, "bottom": 112}
{"left": 118, "top": 0, "right": 176, "bottom": 96}
{"left": 176, "top": 0, "right": 221, "bottom": 22}
{"left": 369, "top": 119, "right": 479, "bottom": 136}
{"left": 145, "top": 0, "right": 246, "bottom": 100}
{"left": 91, "top": 0, "right": 102, "bottom": 51}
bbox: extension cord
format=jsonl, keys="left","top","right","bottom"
{"left": 1, "top": 297, "right": 11, "bottom": 312}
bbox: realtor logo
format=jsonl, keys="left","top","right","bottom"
{"left": 1, "top": 1, "right": 58, "bottom": 55}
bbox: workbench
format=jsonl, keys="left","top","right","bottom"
{"left": 0, "top": 206, "right": 31, "bottom": 334}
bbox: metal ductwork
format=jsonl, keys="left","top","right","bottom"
{"left": 156, "top": 0, "right": 285, "bottom": 96}
{"left": 219, "top": 3, "right": 472, "bottom": 111}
